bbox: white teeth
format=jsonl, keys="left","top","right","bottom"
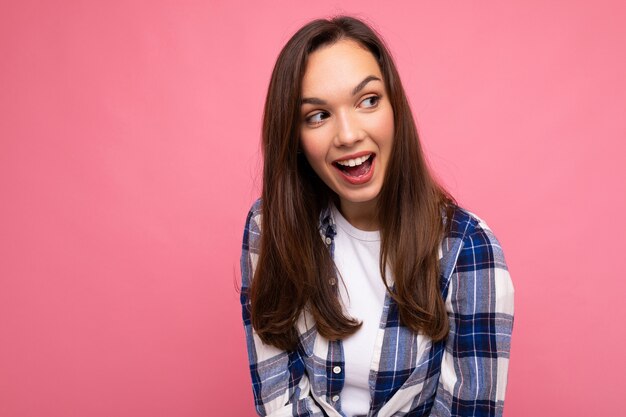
{"left": 336, "top": 154, "right": 372, "bottom": 167}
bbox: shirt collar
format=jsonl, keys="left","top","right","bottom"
{"left": 318, "top": 205, "right": 337, "bottom": 241}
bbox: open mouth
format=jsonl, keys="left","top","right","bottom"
{"left": 333, "top": 153, "right": 375, "bottom": 178}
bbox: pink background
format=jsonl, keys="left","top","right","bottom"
{"left": 1, "top": 1, "right": 625, "bottom": 416}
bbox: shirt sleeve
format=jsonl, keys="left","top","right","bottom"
{"left": 240, "top": 202, "right": 327, "bottom": 417}
{"left": 429, "top": 218, "right": 515, "bottom": 417}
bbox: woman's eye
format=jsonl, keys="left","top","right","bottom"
{"left": 306, "top": 111, "right": 329, "bottom": 126}
{"left": 361, "top": 95, "right": 380, "bottom": 108}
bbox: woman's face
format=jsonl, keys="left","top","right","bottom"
{"left": 299, "top": 39, "right": 394, "bottom": 220}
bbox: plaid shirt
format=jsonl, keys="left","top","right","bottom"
{"left": 240, "top": 199, "right": 514, "bottom": 417}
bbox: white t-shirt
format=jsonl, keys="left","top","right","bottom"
{"left": 331, "top": 205, "right": 388, "bottom": 417}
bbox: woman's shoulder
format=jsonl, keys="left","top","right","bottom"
{"left": 443, "top": 203, "right": 509, "bottom": 274}
{"left": 445, "top": 204, "right": 498, "bottom": 242}
{"left": 243, "top": 198, "right": 263, "bottom": 252}
{"left": 247, "top": 197, "right": 263, "bottom": 218}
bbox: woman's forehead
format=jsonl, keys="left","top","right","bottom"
{"left": 301, "top": 40, "right": 383, "bottom": 98}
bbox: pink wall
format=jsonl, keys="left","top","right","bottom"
{"left": 1, "top": 1, "right": 625, "bottom": 416}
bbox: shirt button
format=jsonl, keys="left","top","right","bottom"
{"left": 333, "top": 366, "right": 342, "bottom": 374}
{"left": 325, "top": 237, "right": 332, "bottom": 245}
{"left": 329, "top": 277, "right": 336, "bottom": 286}
{"left": 332, "top": 395, "right": 340, "bottom": 402}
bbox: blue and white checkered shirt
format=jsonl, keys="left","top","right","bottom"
{"left": 240, "top": 199, "right": 514, "bottom": 417}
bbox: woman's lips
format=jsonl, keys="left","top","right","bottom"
{"left": 333, "top": 154, "right": 375, "bottom": 185}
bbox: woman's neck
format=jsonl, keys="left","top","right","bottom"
{"left": 338, "top": 199, "right": 379, "bottom": 231}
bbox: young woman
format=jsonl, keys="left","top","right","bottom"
{"left": 240, "top": 16, "right": 514, "bottom": 417}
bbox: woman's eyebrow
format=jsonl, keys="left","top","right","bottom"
{"left": 301, "top": 75, "right": 382, "bottom": 106}
{"left": 351, "top": 75, "right": 381, "bottom": 96}
{"left": 301, "top": 97, "right": 327, "bottom": 105}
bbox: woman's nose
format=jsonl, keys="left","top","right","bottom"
{"left": 334, "top": 110, "right": 363, "bottom": 147}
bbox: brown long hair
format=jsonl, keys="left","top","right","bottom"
{"left": 250, "top": 15, "right": 456, "bottom": 351}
